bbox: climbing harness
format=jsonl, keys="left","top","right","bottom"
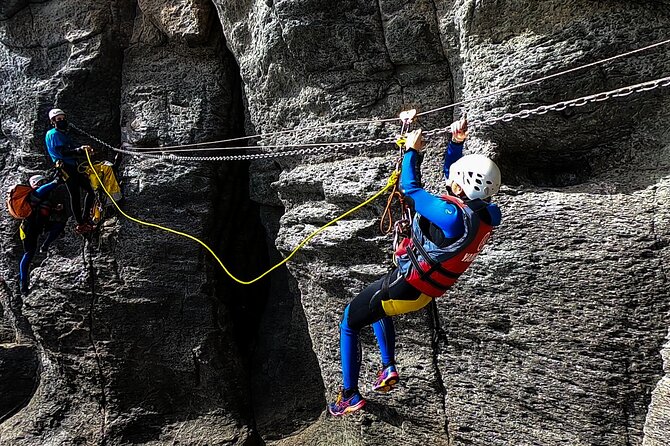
{"left": 396, "top": 196, "right": 494, "bottom": 298}
{"left": 84, "top": 150, "right": 399, "bottom": 285}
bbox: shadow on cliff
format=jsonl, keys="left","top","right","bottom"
{"left": 0, "top": 282, "right": 39, "bottom": 425}
{"left": 494, "top": 99, "right": 670, "bottom": 194}
{"left": 208, "top": 158, "right": 326, "bottom": 441}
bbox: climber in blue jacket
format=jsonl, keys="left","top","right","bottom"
{"left": 328, "top": 118, "right": 502, "bottom": 416}
{"left": 45, "top": 108, "right": 95, "bottom": 234}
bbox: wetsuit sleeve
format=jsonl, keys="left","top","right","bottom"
{"left": 33, "top": 180, "right": 59, "bottom": 199}
{"left": 442, "top": 140, "right": 464, "bottom": 180}
{"left": 400, "top": 150, "right": 465, "bottom": 239}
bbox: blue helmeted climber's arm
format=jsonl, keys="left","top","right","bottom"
{"left": 443, "top": 140, "right": 464, "bottom": 179}
{"left": 400, "top": 149, "right": 465, "bottom": 239}
{"left": 33, "top": 180, "right": 59, "bottom": 199}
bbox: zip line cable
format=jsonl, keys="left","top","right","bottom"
{"left": 80, "top": 73, "right": 670, "bottom": 162}
{"left": 415, "top": 37, "right": 670, "bottom": 117}
{"left": 117, "top": 37, "right": 670, "bottom": 152}
{"left": 124, "top": 117, "right": 398, "bottom": 151}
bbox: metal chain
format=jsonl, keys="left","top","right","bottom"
{"left": 72, "top": 122, "right": 396, "bottom": 161}
{"left": 75, "top": 74, "right": 670, "bottom": 162}
{"left": 423, "top": 75, "right": 670, "bottom": 138}
{"left": 113, "top": 135, "right": 397, "bottom": 161}
{"left": 70, "top": 124, "right": 118, "bottom": 151}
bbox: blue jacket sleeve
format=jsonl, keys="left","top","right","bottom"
{"left": 400, "top": 150, "right": 465, "bottom": 239}
{"left": 33, "top": 180, "right": 59, "bottom": 199}
{"left": 443, "top": 140, "right": 464, "bottom": 180}
{"left": 45, "top": 130, "right": 79, "bottom": 163}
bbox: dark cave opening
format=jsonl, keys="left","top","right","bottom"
{"left": 206, "top": 22, "right": 325, "bottom": 442}
{"left": 496, "top": 148, "right": 597, "bottom": 187}
{"left": 0, "top": 344, "right": 39, "bottom": 424}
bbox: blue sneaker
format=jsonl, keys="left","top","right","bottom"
{"left": 327, "top": 389, "right": 366, "bottom": 416}
{"left": 373, "top": 364, "right": 399, "bottom": 393}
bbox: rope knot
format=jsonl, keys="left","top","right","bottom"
{"left": 387, "top": 169, "right": 400, "bottom": 188}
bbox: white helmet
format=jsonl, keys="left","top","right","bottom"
{"left": 29, "top": 175, "right": 48, "bottom": 188}
{"left": 448, "top": 154, "right": 501, "bottom": 200}
{"left": 48, "top": 108, "right": 66, "bottom": 120}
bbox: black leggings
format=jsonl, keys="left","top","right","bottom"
{"left": 345, "top": 268, "right": 423, "bottom": 330}
{"left": 62, "top": 163, "right": 94, "bottom": 224}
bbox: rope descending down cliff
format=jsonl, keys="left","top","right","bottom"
{"left": 84, "top": 149, "right": 400, "bottom": 285}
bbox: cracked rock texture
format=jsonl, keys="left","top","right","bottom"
{"left": 1, "top": 1, "right": 670, "bottom": 445}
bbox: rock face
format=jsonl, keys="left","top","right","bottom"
{"left": 644, "top": 331, "right": 670, "bottom": 446}
{"left": 1, "top": 1, "right": 669, "bottom": 445}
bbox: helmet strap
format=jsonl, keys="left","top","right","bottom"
{"left": 449, "top": 181, "right": 465, "bottom": 197}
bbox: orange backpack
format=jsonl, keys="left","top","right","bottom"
{"left": 6, "top": 184, "right": 35, "bottom": 219}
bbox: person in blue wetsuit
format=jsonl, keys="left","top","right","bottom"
{"left": 45, "top": 108, "right": 95, "bottom": 234}
{"left": 328, "top": 118, "right": 503, "bottom": 416}
{"left": 19, "top": 175, "right": 66, "bottom": 294}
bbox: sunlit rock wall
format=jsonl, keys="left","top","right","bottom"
{"left": 0, "top": 1, "right": 669, "bottom": 445}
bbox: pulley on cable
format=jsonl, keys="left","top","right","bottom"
{"left": 380, "top": 109, "right": 416, "bottom": 265}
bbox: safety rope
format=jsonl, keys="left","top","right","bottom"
{"left": 415, "top": 37, "right": 670, "bottom": 117}
{"left": 84, "top": 149, "right": 399, "bottom": 285}
{"left": 82, "top": 74, "right": 670, "bottom": 162}
{"left": 112, "top": 37, "right": 670, "bottom": 151}
{"left": 380, "top": 124, "right": 413, "bottom": 237}
{"left": 379, "top": 179, "right": 403, "bottom": 235}
{"left": 83, "top": 239, "right": 108, "bottom": 445}
{"left": 121, "top": 117, "right": 398, "bottom": 151}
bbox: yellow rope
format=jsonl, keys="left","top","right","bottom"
{"left": 85, "top": 150, "right": 399, "bottom": 285}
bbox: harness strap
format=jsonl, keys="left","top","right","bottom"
{"left": 381, "top": 271, "right": 392, "bottom": 298}
{"left": 406, "top": 245, "right": 447, "bottom": 290}
{"left": 55, "top": 160, "right": 70, "bottom": 181}
{"left": 405, "top": 244, "right": 424, "bottom": 273}
{"left": 411, "top": 233, "right": 462, "bottom": 280}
